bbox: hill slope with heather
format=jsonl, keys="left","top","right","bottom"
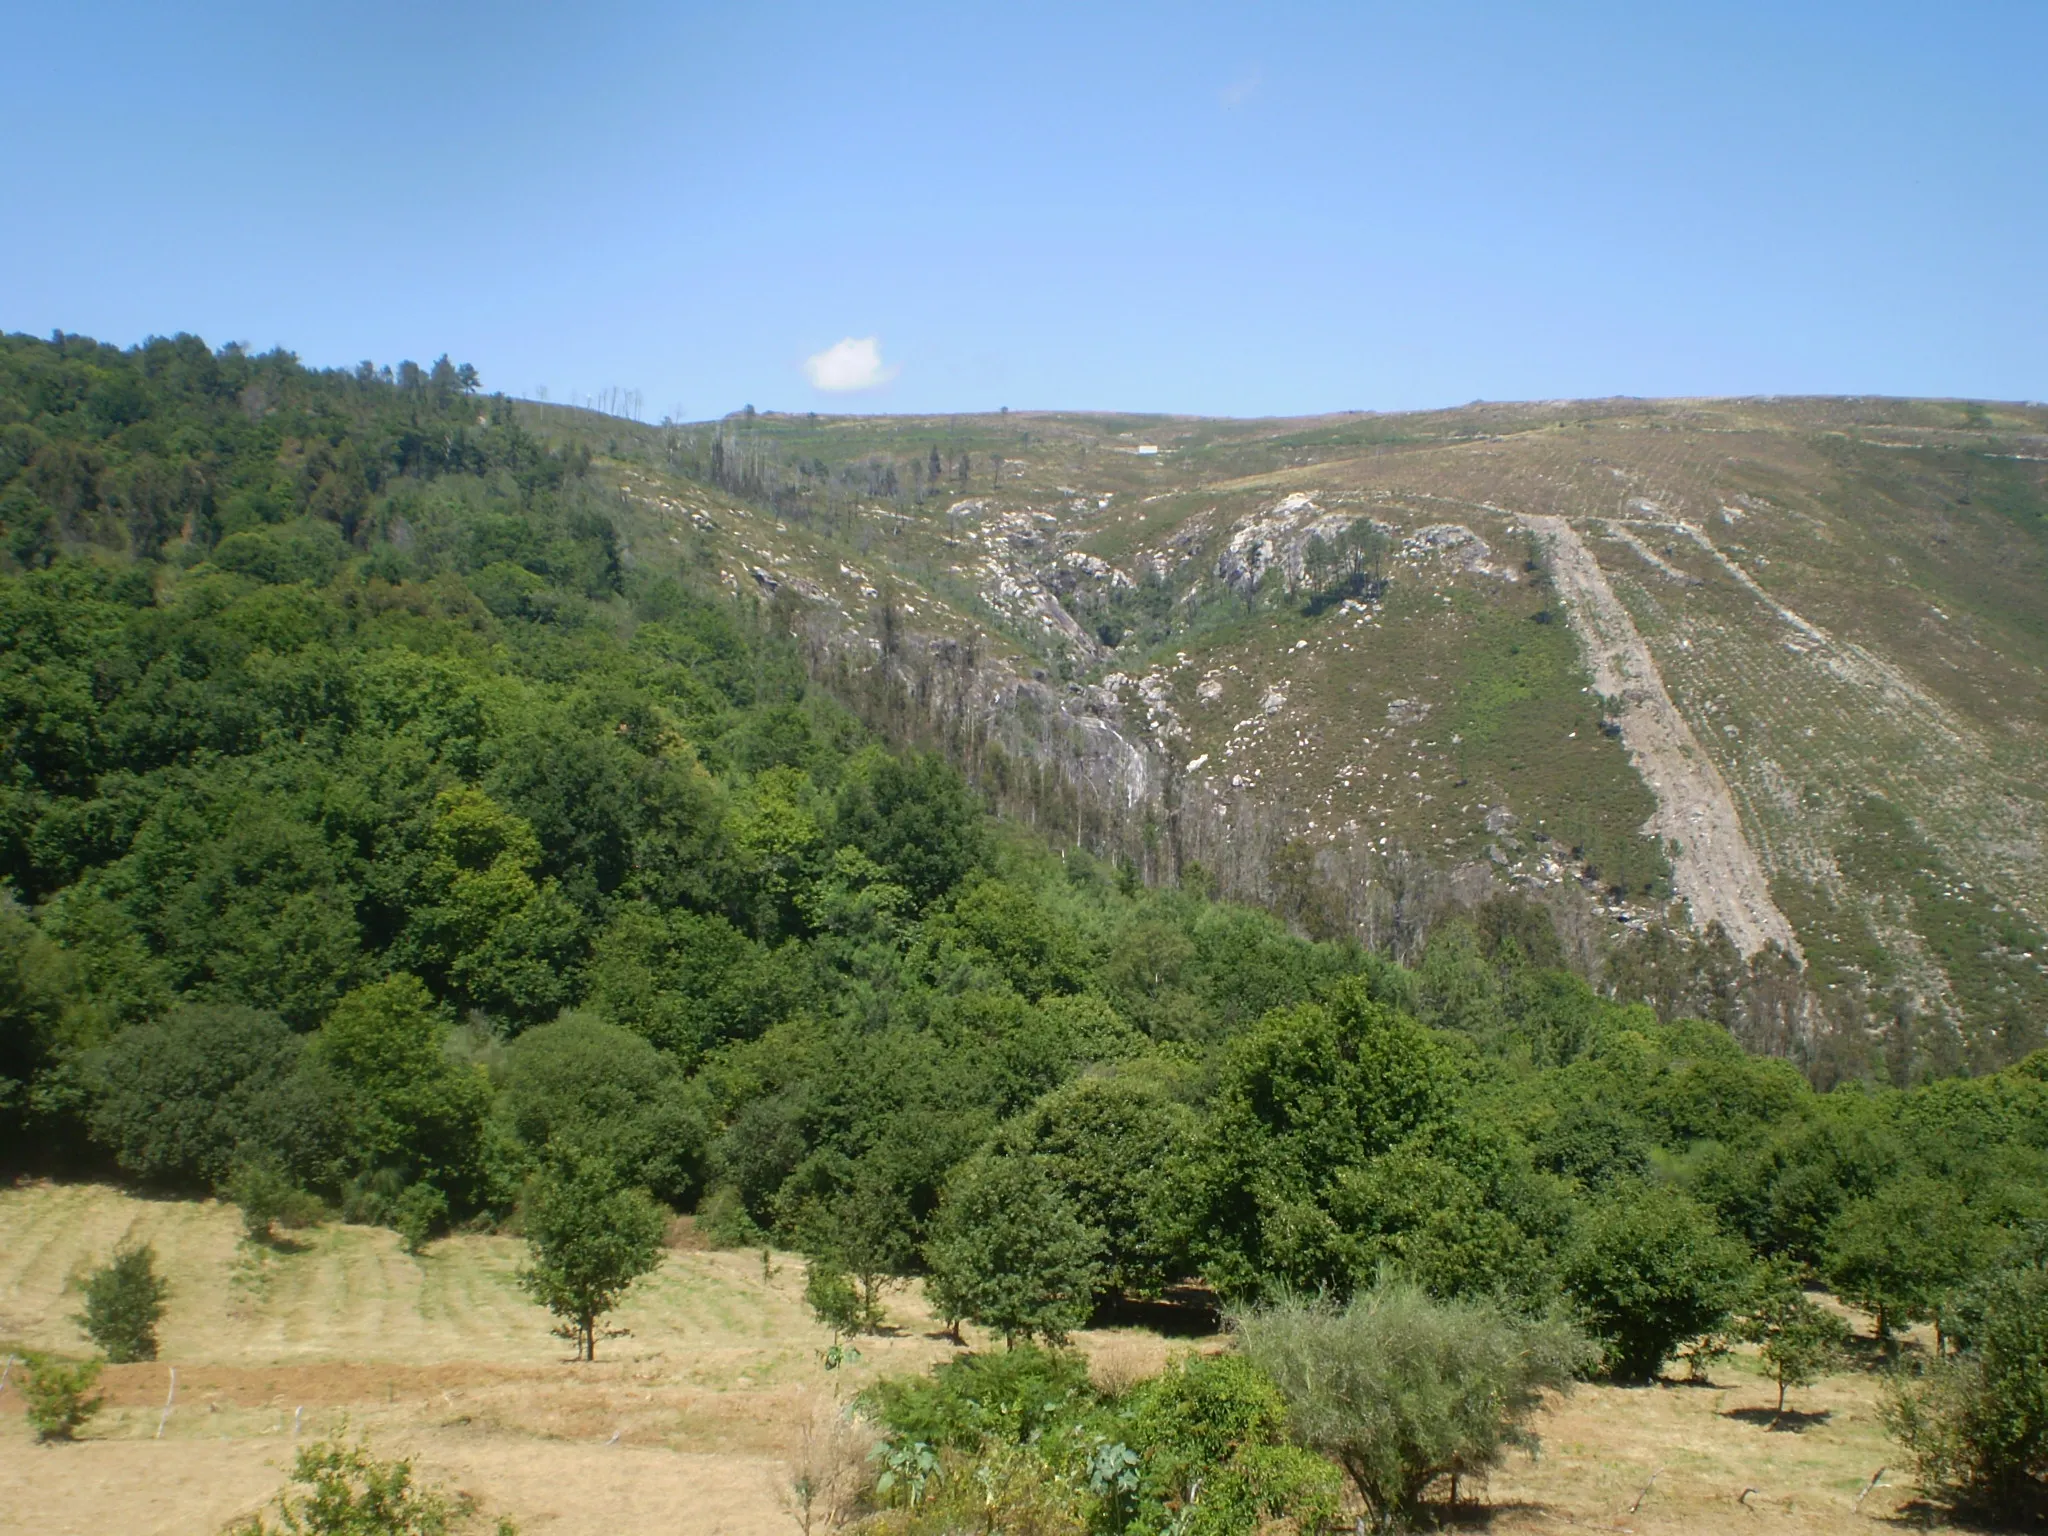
{"left": 561, "top": 395, "right": 2048, "bottom": 1074}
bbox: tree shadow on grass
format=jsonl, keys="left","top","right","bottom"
{"left": 1722, "top": 1405, "right": 1833, "bottom": 1433}
{"left": 1088, "top": 1286, "right": 1222, "bottom": 1338}
{"left": 1876, "top": 1495, "right": 2048, "bottom": 1532}
{"left": 1433, "top": 1499, "right": 1560, "bottom": 1529}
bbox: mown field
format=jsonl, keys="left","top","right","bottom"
{"left": 0, "top": 1182, "right": 1955, "bottom": 1536}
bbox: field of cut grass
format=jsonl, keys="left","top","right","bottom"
{"left": 0, "top": 1181, "right": 1982, "bottom": 1536}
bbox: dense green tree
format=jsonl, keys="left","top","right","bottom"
{"left": 308, "top": 975, "right": 489, "bottom": 1204}
{"left": 924, "top": 1154, "right": 1100, "bottom": 1346}
{"left": 76, "top": 1244, "right": 169, "bottom": 1363}
{"left": 991, "top": 1075, "right": 1195, "bottom": 1298}
{"left": 834, "top": 749, "right": 985, "bottom": 909}
{"left": 517, "top": 1163, "right": 668, "bottom": 1360}
{"left": 0, "top": 890, "right": 88, "bottom": 1150}
{"left": 88, "top": 1004, "right": 302, "bottom": 1186}
{"left": 1823, "top": 1176, "right": 1994, "bottom": 1346}
{"left": 498, "top": 1014, "right": 707, "bottom": 1206}
{"left": 1191, "top": 980, "right": 1461, "bottom": 1297}
{"left": 582, "top": 906, "right": 809, "bottom": 1063}
{"left": 1562, "top": 1188, "right": 1750, "bottom": 1381}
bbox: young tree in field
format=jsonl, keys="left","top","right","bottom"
{"left": 518, "top": 1164, "right": 667, "bottom": 1361}
{"left": 803, "top": 1257, "right": 865, "bottom": 1340}
{"left": 77, "top": 1244, "right": 169, "bottom": 1363}
{"left": 923, "top": 1156, "right": 1099, "bottom": 1347}
{"left": 1738, "top": 1267, "right": 1849, "bottom": 1416}
{"left": 787, "top": 1158, "right": 920, "bottom": 1334}
{"left": 20, "top": 1354, "right": 105, "bottom": 1442}
{"left": 1562, "top": 1188, "right": 1749, "bottom": 1382}
{"left": 1235, "top": 1280, "right": 1593, "bottom": 1532}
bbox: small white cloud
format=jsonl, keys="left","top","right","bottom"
{"left": 803, "top": 336, "right": 897, "bottom": 392}
{"left": 1220, "top": 66, "right": 1263, "bottom": 108}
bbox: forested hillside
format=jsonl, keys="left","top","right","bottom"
{"left": 3, "top": 335, "right": 2046, "bottom": 1520}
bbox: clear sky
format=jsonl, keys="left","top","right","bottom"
{"left": 5, "top": 2, "right": 2043, "bottom": 418}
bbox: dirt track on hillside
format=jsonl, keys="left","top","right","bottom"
{"left": 1524, "top": 514, "right": 1800, "bottom": 956}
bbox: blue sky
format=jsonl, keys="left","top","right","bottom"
{"left": 5, "top": 2, "right": 2043, "bottom": 417}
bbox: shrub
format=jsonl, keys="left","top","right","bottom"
{"left": 1562, "top": 1189, "right": 1749, "bottom": 1381}
{"left": 1234, "top": 1280, "right": 1593, "bottom": 1531}
{"left": 864, "top": 1440, "right": 1088, "bottom": 1536}
{"left": 865, "top": 1344, "right": 1096, "bottom": 1453}
{"left": 76, "top": 1243, "right": 169, "bottom": 1362}
{"left": 1884, "top": 1261, "right": 2048, "bottom": 1521}
{"left": 225, "top": 1160, "right": 326, "bottom": 1244}
{"left": 1119, "top": 1351, "right": 1342, "bottom": 1536}
{"left": 229, "top": 1433, "right": 510, "bottom": 1534}
{"left": 20, "top": 1353, "right": 105, "bottom": 1442}
{"left": 393, "top": 1183, "right": 448, "bottom": 1256}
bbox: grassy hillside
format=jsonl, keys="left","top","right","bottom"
{"left": 0, "top": 1181, "right": 1971, "bottom": 1536}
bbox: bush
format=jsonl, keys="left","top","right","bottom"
{"left": 20, "top": 1353, "right": 105, "bottom": 1442}
{"left": 1234, "top": 1280, "right": 1593, "bottom": 1531}
{"left": 1884, "top": 1261, "right": 2048, "bottom": 1521}
{"left": 1562, "top": 1189, "right": 1749, "bottom": 1381}
{"left": 1118, "top": 1351, "right": 1342, "bottom": 1536}
{"left": 864, "top": 1440, "right": 1087, "bottom": 1536}
{"left": 393, "top": 1183, "right": 449, "bottom": 1256}
{"left": 225, "top": 1159, "right": 326, "bottom": 1244}
{"left": 76, "top": 1243, "right": 169, "bottom": 1362}
{"left": 865, "top": 1344, "right": 1095, "bottom": 1453}
{"left": 230, "top": 1433, "right": 509, "bottom": 1534}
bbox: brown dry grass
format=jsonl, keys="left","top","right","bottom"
{"left": 0, "top": 1182, "right": 1968, "bottom": 1535}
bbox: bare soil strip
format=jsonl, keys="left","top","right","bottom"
{"left": 1523, "top": 514, "right": 1800, "bottom": 955}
